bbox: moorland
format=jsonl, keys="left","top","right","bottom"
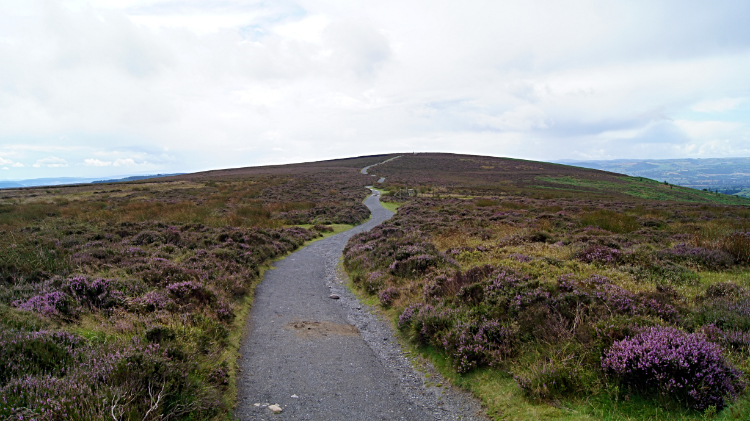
{"left": 345, "top": 153, "right": 750, "bottom": 420}
{"left": 2, "top": 152, "right": 750, "bottom": 420}
{"left": 0, "top": 155, "right": 384, "bottom": 419}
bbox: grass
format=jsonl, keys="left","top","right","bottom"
{"left": 538, "top": 176, "right": 750, "bottom": 205}
{"left": 0, "top": 162, "right": 374, "bottom": 420}
{"left": 294, "top": 223, "right": 355, "bottom": 240}
{"left": 6, "top": 152, "right": 750, "bottom": 420}
{"left": 380, "top": 201, "right": 401, "bottom": 212}
{"left": 342, "top": 187, "right": 750, "bottom": 420}
{"left": 397, "top": 324, "right": 750, "bottom": 421}
{"left": 368, "top": 187, "right": 401, "bottom": 212}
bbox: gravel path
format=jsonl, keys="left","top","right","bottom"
{"left": 236, "top": 187, "right": 489, "bottom": 420}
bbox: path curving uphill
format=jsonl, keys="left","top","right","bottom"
{"left": 361, "top": 155, "right": 401, "bottom": 175}
{"left": 236, "top": 171, "right": 487, "bottom": 420}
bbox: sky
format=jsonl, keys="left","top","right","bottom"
{"left": 1, "top": 0, "right": 750, "bottom": 179}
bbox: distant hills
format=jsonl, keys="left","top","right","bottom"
{"left": 559, "top": 157, "right": 750, "bottom": 198}
{"left": 0, "top": 173, "right": 183, "bottom": 189}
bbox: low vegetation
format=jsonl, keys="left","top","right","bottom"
{"left": 344, "top": 154, "right": 750, "bottom": 419}
{"left": 0, "top": 156, "right": 385, "bottom": 420}
{"left": 4, "top": 151, "right": 750, "bottom": 420}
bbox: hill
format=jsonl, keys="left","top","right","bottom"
{"left": 372, "top": 153, "right": 750, "bottom": 205}
{"left": 2, "top": 152, "right": 750, "bottom": 421}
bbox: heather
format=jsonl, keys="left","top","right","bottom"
{"left": 0, "top": 158, "right": 378, "bottom": 420}
{"left": 345, "top": 160, "right": 750, "bottom": 419}
{"left": 602, "top": 326, "right": 743, "bottom": 411}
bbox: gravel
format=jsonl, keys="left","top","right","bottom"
{"left": 236, "top": 185, "right": 489, "bottom": 421}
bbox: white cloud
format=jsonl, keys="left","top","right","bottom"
{"left": 113, "top": 158, "right": 138, "bottom": 166}
{"left": 674, "top": 120, "right": 743, "bottom": 139}
{"left": 84, "top": 158, "right": 112, "bottom": 166}
{"left": 1, "top": 0, "right": 750, "bottom": 179}
{"left": 692, "top": 98, "right": 745, "bottom": 113}
{"left": 12, "top": 162, "right": 24, "bottom": 167}
{"left": 2, "top": 167, "right": 8, "bottom": 170}
{"left": 33, "top": 157, "right": 69, "bottom": 168}
{"left": 0, "top": 157, "right": 12, "bottom": 166}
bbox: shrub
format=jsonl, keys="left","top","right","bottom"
{"left": 133, "top": 290, "right": 176, "bottom": 312}
{"left": 166, "top": 281, "right": 215, "bottom": 305}
{"left": 527, "top": 231, "right": 553, "bottom": 243}
{"left": 576, "top": 245, "right": 621, "bottom": 264}
{"left": 580, "top": 210, "right": 638, "bottom": 234}
{"left": 362, "top": 271, "right": 385, "bottom": 294}
{"left": 389, "top": 254, "right": 438, "bottom": 277}
{"left": 657, "top": 244, "right": 734, "bottom": 270}
{"left": 313, "top": 224, "right": 334, "bottom": 233}
{"left": 693, "top": 297, "right": 750, "bottom": 332}
{"left": 602, "top": 326, "right": 744, "bottom": 410}
{"left": 145, "top": 326, "right": 175, "bottom": 343}
{"left": 629, "top": 261, "right": 699, "bottom": 286}
{"left": 398, "top": 303, "right": 457, "bottom": 346}
{"left": 722, "top": 231, "right": 750, "bottom": 264}
{"left": 442, "top": 318, "right": 516, "bottom": 373}
{"left": 132, "top": 230, "right": 165, "bottom": 245}
{"left": 379, "top": 287, "right": 399, "bottom": 306}
{"left": 0, "top": 330, "right": 84, "bottom": 383}
{"left": 514, "top": 352, "right": 585, "bottom": 401}
{"left": 11, "top": 292, "right": 77, "bottom": 318}
{"left": 704, "top": 282, "right": 747, "bottom": 299}
{"left": 65, "top": 276, "right": 125, "bottom": 309}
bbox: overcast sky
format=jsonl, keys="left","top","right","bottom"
{"left": 1, "top": 0, "right": 749, "bottom": 179}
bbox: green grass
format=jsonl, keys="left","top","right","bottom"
{"left": 402, "top": 340, "right": 750, "bottom": 421}
{"left": 367, "top": 187, "right": 401, "bottom": 212}
{"left": 380, "top": 201, "right": 401, "bottom": 212}
{"left": 537, "top": 176, "right": 750, "bottom": 205}
{"left": 293, "top": 223, "right": 355, "bottom": 240}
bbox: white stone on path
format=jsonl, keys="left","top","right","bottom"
{"left": 268, "top": 404, "right": 283, "bottom": 413}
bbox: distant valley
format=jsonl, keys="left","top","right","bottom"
{"left": 0, "top": 173, "right": 184, "bottom": 189}
{"left": 560, "top": 157, "right": 750, "bottom": 197}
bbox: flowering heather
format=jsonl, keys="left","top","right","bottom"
{"left": 1, "top": 219, "right": 322, "bottom": 419}
{"left": 167, "top": 281, "right": 216, "bottom": 306}
{"left": 576, "top": 245, "right": 622, "bottom": 264}
{"left": 442, "top": 319, "right": 516, "bottom": 373}
{"left": 658, "top": 243, "right": 735, "bottom": 270}
{"left": 133, "top": 290, "right": 175, "bottom": 312}
{"left": 602, "top": 326, "right": 744, "bottom": 410}
{"left": 11, "top": 292, "right": 75, "bottom": 318}
{"left": 64, "top": 276, "right": 125, "bottom": 309}
{"left": 398, "top": 303, "right": 422, "bottom": 329}
{"left": 379, "top": 287, "right": 399, "bottom": 306}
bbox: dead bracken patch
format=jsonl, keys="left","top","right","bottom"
{"left": 284, "top": 320, "right": 359, "bottom": 339}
